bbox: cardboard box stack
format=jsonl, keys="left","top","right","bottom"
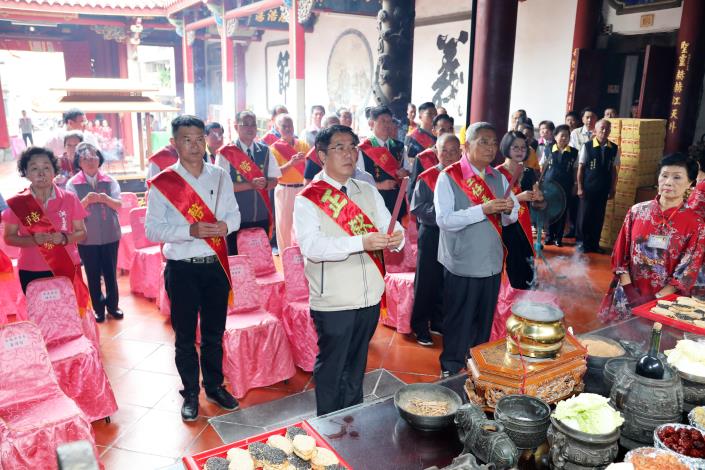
{"left": 599, "top": 118, "right": 666, "bottom": 248}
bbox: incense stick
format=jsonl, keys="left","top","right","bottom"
{"left": 388, "top": 177, "right": 408, "bottom": 235}
{"left": 503, "top": 163, "right": 523, "bottom": 199}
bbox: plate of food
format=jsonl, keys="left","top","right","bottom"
{"left": 654, "top": 423, "right": 705, "bottom": 469}
{"left": 691, "top": 407, "right": 705, "bottom": 432}
{"left": 624, "top": 446, "right": 690, "bottom": 469}
{"left": 665, "top": 339, "right": 705, "bottom": 384}
{"left": 394, "top": 383, "right": 462, "bottom": 431}
{"left": 632, "top": 295, "right": 705, "bottom": 336}
{"left": 183, "top": 421, "right": 351, "bottom": 470}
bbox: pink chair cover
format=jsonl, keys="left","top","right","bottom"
{"left": 281, "top": 246, "right": 318, "bottom": 371}
{"left": 118, "top": 192, "right": 139, "bottom": 227}
{"left": 383, "top": 240, "right": 417, "bottom": 274}
{"left": 0, "top": 223, "right": 20, "bottom": 259}
{"left": 0, "top": 321, "right": 100, "bottom": 470}
{"left": 383, "top": 272, "right": 415, "bottom": 334}
{"left": 117, "top": 225, "right": 135, "bottom": 272}
{"left": 222, "top": 256, "right": 296, "bottom": 398}
{"left": 0, "top": 261, "right": 27, "bottom": 321}
{"left": 237, "top": 228, "right": 284, "bottom": 316}
{"left": 129, "top": 207, "right": 162, "bottom": 299}
{"left": 489, "top": 279, "right": 561, "bottom": 342}
{"left": 26, "top": 277, "right": 117, "bottom": 422}
{"left": 158, "top": 261, "right": 171, "bottom": 317}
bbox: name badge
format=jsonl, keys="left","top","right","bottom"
{"left": 647, "top": 235, "right": 670, "bottom": 250}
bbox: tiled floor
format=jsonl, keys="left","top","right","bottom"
{"left": 0, "top": 161, "right": 616, "bottom": 469}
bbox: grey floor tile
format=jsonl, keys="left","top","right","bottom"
{"left": 362, "top": 369, "right": 383, "bottom": 397}
{"left": 212, "top": 390, "right": 317, "bottom": 427}
{"left": 209, "top": 421, "right": 267, "bottom": 444}
{"left": 373, "top": 370, "right": 405, "bottom": 398}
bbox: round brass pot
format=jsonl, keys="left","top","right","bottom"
{"left": 505, "top": 313, "right": 566, "bottom": 359}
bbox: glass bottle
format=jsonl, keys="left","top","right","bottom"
{"left": 635, "top": 322, "right": 665, "bottom": 380}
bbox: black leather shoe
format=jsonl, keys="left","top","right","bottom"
{"left": 94, "top": 311, "right": 105, "bottom": 323}
{"left": 107, "top": 309, "right": 124, "bottom": 320}
{"left": 206, "top": 386, "right": 239, "bottom": 411}
{"left": 181, "top": 394, "right": 199, "bottom": 421}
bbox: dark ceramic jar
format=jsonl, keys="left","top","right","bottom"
{"left": 547, "top": 416, "right": 620, "bottom": 469}
{"left": 609, "top": 362, "right": 683, "bottom": 449}
{"left": 494, "top": 395, "right": 551, "bottom": 450}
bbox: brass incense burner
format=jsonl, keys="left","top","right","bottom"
{"left": 505, "top": 301, "right": 566, "bottom": 359}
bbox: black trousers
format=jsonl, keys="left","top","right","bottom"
{"left": 19, "top": 269, "right": 53, "bottom": 293}
{"left": 22, "top": 133, "right": 33, "bottom": 146}
{"left": 164, "top": 259, "right": 229, "bottom": 396}
{"left": 410, "top": 224, "right": 444, "bottom": 336}
{"left": 502, "top": 222, "right": 534, "bottom": 290}
{"left": 567, "top": 194, "right": 579, "bottom": 237}
{"left": 577, "top": 191, "right": 609, "bottom": 251}
{"left": 311, "top": 303, "right": 380, "bottom": 416}
{"left": 440, "top": 271, "right": 501, "bottom": 373}
{"left": 77, "top": 241, "right": 120, "bottom": 315}
{"left": 226, "top": 219, "right": 270, "bottom": 255}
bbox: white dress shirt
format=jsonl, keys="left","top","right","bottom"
{"left": 145, "top": 160, "right": 241, "bottom": 260}
{"left": 434, "top": 163, "right": 519, "bottom": 232}
{"left": 214, "top": 140, "right": 282, "bottom": 179}
{"left": 569, "top": 126, "right": 593, "bottom": 150}
{"left": 293, "top": 170, "right": 404, "bottom": 263}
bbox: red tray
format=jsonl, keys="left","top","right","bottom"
{"left": 182, "top": 420, "right": 352, "bottom": 470}
{"left": 631, "top": 294, "right": 705, "bottom": 336}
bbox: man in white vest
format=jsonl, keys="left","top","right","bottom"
{"left": 293, "top": 124, "right": 404, "bottom": 416}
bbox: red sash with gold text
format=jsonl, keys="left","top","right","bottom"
{"left": 418, "top": 166, "right": 441, "bottom": 192}
{"left": 410, "top": 128, "right": 435, "bottom": 150}
{"left": 305, "top": 147, "right": 323, "bottom": 169}
{"left": 496, "top": 165, "right": 534, "bottom": 254}
{"left": 300, "top": 180, "right": 385, "bottom": 280}
{"left": 261, "top": 132, "right": 279, "bottom": 146}
{"left": 358, "top": 140, "right": 399, "bottom": 179}
{"left": 445, "top": 162, "right": 503, "bottom": 240}
{"left": 149, "top": 145, "right": 179, "bottom": 171}
{"left": 417, "top": 148, "right": 439, "bottom": 171}
{"left": 219, "top": 144, "right": 274, "bottom": 232}
{"left": 271, "top": 139, "right": 305, "bottom": 177}
{"left": 7, "top": 190, "right": 91, "bottom": 314}
{"left": 148, "top": 170, "right": 232, "bottom": 290}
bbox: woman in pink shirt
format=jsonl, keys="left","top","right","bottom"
{"left": 2, "top": 147, "right": 88, "bottom": 292}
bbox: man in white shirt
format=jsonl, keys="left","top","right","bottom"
{"left": 145, "top": 115, "right": 241, "bottom": 422}
{"left": 44, "top": 108, "right": 100, "bottom": 157}
{"left": 216, "top": 111, "right": 281, "bottom": 255}
{"left": 294, "top": 124, "right": 404, "bottom": 416}
{"left": 569, "top": 107, "right": 597, "bottom": 151}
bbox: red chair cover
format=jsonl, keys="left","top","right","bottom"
{"left": 281, "top": 246, "right": 318, "bottom": 371}
{"left": 489, "top": 279, "right": 561, "bottom": 342}
{"left": 26, "top": 277, "right": 117, "bottom": 422}
{"left": 382, "top": 272, "right": 415, "bottom": 334}
{"left": 0, "top": 321, "right": 100, "bottom": 470}
{"left": 383, "top": 240, "right": 417, "bottom": 274}
{"left": 237, "top": 228, "right": 284, "bottom": 317}
{"left": 0, "top": 259, "right": 27, "bottom": 321}
{"left": 222, "top": 256, "right": 296, "bottom": 397}
{"left": 116, "top": 225, "right": 135, "bottom": 272}
{"left": 129, "top": 207, "right": 162, "bottom": 299}
{"left": 118, "top": 192, "right": 139, "bottom": 227}
{"left": 0, "top": 223, "right": 20, "bottom": 259}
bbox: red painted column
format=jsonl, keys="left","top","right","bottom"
{"left": 469, "top": 0, "right": 518, "bottom": 133}
{"left": 183, "top": 33, "right": 195, "bottom": 115}
{"left": 63, "top": 41, "right": 92, "bottom": 78}
{"left": 566, "top": 0, "right": 601, "bottom": 113}
{"left": 289, "top": 0, "right": 306, "bottom": 132}
{"left": 664, "top": 0, "right": 705, "bottom": 153}
{"left": 0, "top": 75, "right": 10, "bottom": 150}
{"left": 117, "top": 42, "right": 135, "bottom": 157}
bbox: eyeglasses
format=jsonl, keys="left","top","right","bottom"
{"left": 327, "top": 145, "right": 358, "bottom": 154}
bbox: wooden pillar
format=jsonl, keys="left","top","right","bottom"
{"left": 221, "top": 32, "right": 235, "bottom": 141}
{"left": 469, "top": 0, "right": 518, "bottom": 132}
{"left": 182, "top": 33, "right": 195, "bottom": 115}
{"left": 665, "top": 0, "right": 705, "bottom": 153}
{"left": 234, "top": 43, "right": 247, "bottom": 114}
{"left": 566, "top": 0, "right": 601, "bottom": 113}
{"left": 0, "top": 75, "right": 9, "bottom": 150}
{"left": 289, "top": 0, "right": 306, "bottom": 133}
{"left": 117, "top": 42, "right": 135, "bottom": 158}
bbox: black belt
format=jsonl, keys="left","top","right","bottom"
{"left": 278, "top": 183, "right": 304, "bottom": 188}
{"left": 175, "top": 255, "right": 218, "bottom": 264}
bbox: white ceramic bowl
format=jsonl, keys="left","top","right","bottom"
{"left": 653, "top": 423, "right": 705, "bottom": 470}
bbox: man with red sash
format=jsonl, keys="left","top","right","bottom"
{"left": 270, "top": 113, "right": 310, "bottom": 251}
{"left": 405, "top": 101, "right": 437, "bottom": 162}
{"left": 145, "top": 115, "right": 241, "bottom": 421}
{"left": 294, "top": 124, "right": 404, "bottom": 416}
{"left": 146, "top": 144, "right": 179, "bottom": 179}
{"left": 407, "top": 113, "right": 455, "bottom": 202}
{"left": 434, "top": 122, "right": 518, "bottom": 376}
{"left": 357, "top": 105, "right": 409, "bottom": 218}
{"left": 261, "top": 104, "right": 288, "bottom": 146}
{"left": 216, "top": 111, "right": 280, "bottom": 255}
{"left": 409, "top": 134, "right": 462, "bottom": 347}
